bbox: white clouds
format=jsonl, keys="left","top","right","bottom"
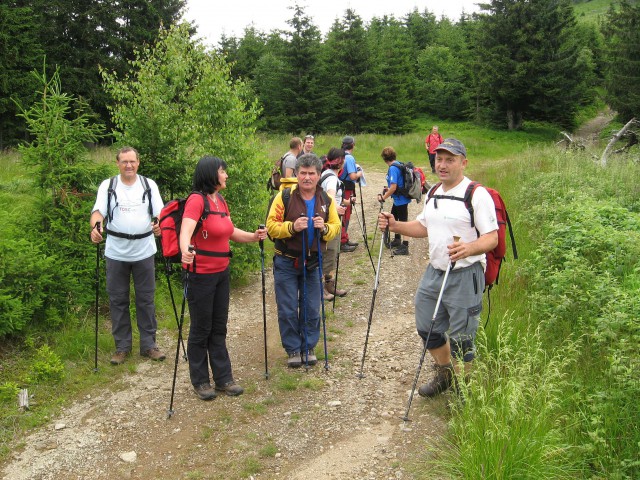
{"left": 183, "top": 0, "right": 480, "bottom": 46}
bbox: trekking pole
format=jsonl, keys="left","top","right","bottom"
{"left": 300, "top": 217, "right": 311, "bottom": 370}
{"left": 259, "top": 224, "right": 269, "bottom": 380}
{"left": 332, "top": 215, "right": 343, "bottom": 312}
{"left": 168, "top": 245, "right": 193, "bottom": 419}
{"left": 401, "top": 236, "right": 460, "bottom": 423}
{"left": 93, "top": 221, "right": 101, "bottom": 372}
{"left": 316, "top": 226, "right": 330, "bottom": 371}
{"left": 352, "top": 200, "right": 376, "bottom": 273}
{"left": 164, "top": 260, "right": 187, "bottom": 361}
{"left": 358, "top": 182, "right": 369, "bottom": 243}
{"left": 370, "top": 193, "right": 386, "bottom": 255}
{"left": 357, "top": 200, "right": 387, "bottom": 379}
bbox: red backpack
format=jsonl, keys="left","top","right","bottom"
{"left": 413, "top": 166, "right": 430, "bottom": 194}
{"left": 426, "top": 181, "right": 517, "bottom": 289}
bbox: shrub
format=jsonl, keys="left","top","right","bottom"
{"left": 25, "top": 344, "right": 65, "bottom": 384}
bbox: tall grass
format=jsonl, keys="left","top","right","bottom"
{"left": 430, "top": 140, "right": 640, "bottom": 478}
{"left": 425, "top": 320, "right": 580, "bottom": 479}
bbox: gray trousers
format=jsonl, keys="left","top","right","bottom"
{"left": 415, "top": 263, "right": 484, "bottom": 351}
{"left": 322, "top": 235, "right": 339, "bottom": 277}
{"left": 105, "top": 255, "right": 158, "bottom": 353}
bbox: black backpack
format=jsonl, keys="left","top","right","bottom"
{"left": 266, "top": 154, "right": 287, "bottom": 192}
{"left": 393, "top": 162, "right": 423, "bottom": 202}
{"left": 105, "top": 175, "right": 154, "bottom": 240}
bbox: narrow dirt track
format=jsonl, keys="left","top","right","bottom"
{"left": 2, "top": 171, "right": 453, "bottom": 480}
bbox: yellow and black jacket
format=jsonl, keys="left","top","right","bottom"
{"left": 266, "top": 185, "right": 341, "bottom": 258}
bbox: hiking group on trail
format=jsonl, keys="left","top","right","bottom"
{"left": 91, "top": 135, "right": 513, "bottom": 404}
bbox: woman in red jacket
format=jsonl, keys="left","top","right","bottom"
{"left": 180, "top": 156, "right": 267, "bottom": 401}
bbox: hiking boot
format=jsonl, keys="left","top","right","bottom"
{"left": 392, "top": 244, "right": 409, "bottom": 256}
{"left": 302, "top": 349, "right": 317, "bottom": 366}
{"left": 110, "top": 351, "right": 129, "bottom": 365}
{"left": 418, "top": 363, "right": 455, "bottom": 398}
{"left": 323, "top": 287, "right": 335, "bottom": 301}
{"left": 340, "top": 243, "right": 356, "bottom": 253}
{"left": 287, "top": 352, "right": 302, "bottom": 368}
{"left": 193, "top": 383, "right": 217, "bottom": 401}
{"left": 325, "top": 279, "right": 347, "bottom": 297}
{"left": 346, "top": 240, "right": 359, "bottom": 247}
{"left": 389, "top": 238, "right": 402, "bottom": 248}
{"left": 215, "top": 381, "right": 244, "bottom": 397}
{"left": 142, "top": 347, "right": 166, "bottom": 361}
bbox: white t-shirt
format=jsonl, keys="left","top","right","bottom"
{"left": 92, "top": 175, "right": 164, "bottom": 262}
{"left": 416, "top": 177, "right": 498, "bottom": 270}
{"left": 320, "top": 170, "right": 343, "bottom": 206}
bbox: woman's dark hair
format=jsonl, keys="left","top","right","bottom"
{"left": 193, "top": 156, "right": 227, "bottom": 194}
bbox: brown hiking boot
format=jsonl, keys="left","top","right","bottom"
{"left": 142, "top": 347, "right": 166, "bottom": 361}
{"left": 325, "top": 278, "right": 347, "bottom": 297}
{"left": 302, "top": 349, "right": 317, "bottom": 366}
{"left": 215, "top": 381, "right": 244, "bottom": 396}
{"left": 418, "top": 363, "right": 455, "bottom": 398}
{"left": 323, "top": 286, "right": 335, "bottom": 301}
{"left": 193, "top": 383, "right": 217, "bottom": 400}
{"left": 110, "top": 351, "right": 129, "bottom": 365}
{"left": 287, "top": 352, "right": 302, "bottom": 368}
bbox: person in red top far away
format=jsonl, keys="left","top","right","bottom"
{"left": 425, "top": 125, "right": 444, "bottom": 174}
{"left": 180, "top": 156, "right": 267, "bottom": 401}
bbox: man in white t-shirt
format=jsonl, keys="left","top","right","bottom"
{"left": 90, "top": 147, "right": 165, "bottom": 365}
{"left": 320, "top": 148, "right": 348, "bottom": 300}
{"left": 378, "top": 138, "right": 498, "bottom": 398}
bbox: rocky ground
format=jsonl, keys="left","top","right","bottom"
{"left": 1, "top": 171, "right": 455, "bottom": 480}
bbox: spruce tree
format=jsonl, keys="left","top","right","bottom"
{"left": 475, "top": 0, "right": 585, "bottom": 129}
{"left": 603, "top": 0, "right": 640, "bottom": 121}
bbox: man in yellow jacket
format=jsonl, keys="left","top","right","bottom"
{"left": 266, "top": 153, "right": 341, "bottom": 368}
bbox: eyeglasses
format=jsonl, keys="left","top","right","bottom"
{"left": 305, "top": 135, "right": 314, "bottom": 140}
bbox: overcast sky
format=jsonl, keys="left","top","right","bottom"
{"left": 183, "top": 0, "right": 481, "bottom": 47}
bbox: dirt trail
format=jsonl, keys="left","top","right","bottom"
{"left": 2, "top": 171, "right": 450, "bottom": 480}
{"left": 573, "top": 107, "right": 615, "bottom": 146}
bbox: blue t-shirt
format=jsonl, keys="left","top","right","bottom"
{"left": 339, "top": 153, "right": 358, "bottom": 184}
{"left": 304, "top": 197, "right": 317, "bottom": 248}
{"left": 387, "top": 162, "right": 410, "bottom": 206}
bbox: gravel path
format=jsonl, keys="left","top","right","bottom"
{"left": 2, "top": 171, "right": 450, "bottom": 480}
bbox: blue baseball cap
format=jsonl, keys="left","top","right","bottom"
{"left": 435, "top": 138, "right": 467, "bottom": 158}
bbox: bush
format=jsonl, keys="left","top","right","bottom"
{"left": 25, "top": 344, "right": 65, "bottom": 384}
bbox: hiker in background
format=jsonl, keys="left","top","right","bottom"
{"left": 180, "top": 156, "right": 267, "bottom": 400}
{"left": 425, "top": 125, "right": 444, "bottom": 174}
{"left": 282, "top": 137, "right": 303, "bottom": 178}
{"left": 338, "top": 135, "right": 362, "bottom": 253}
{"left": 320, "top": 148, "right": 348, "bottom": 299}
{"left": 378, "top": 146, "right": 411, "bottom": 256}
{"left": 297, "top": 134, "right": 315, "bottom": 158}
{"left": 90, "top": 147, "right": 165, "bottom": 366}
{"left": 378, "top": 138, "right": 498, "bottom": 397}
{"left": 266, "top": 154, "right": 341, "bottom": 368}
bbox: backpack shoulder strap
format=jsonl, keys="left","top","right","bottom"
{"left": 425, "top": 182, "right": 442, "bottom": 207}
{"left": 140, "top": 175, "right": 153, "bottom": 217}
{"left": 320, "top": 170, "right": 335, "bottom": 183}
{"left": 107, "top": 176, "right": 118, "bottom": 223}
{"left": 463, "top": 181, "right": 480, "bottom": 229}
{"left": 282, "top": 187, "right": 291, "bottom": 212}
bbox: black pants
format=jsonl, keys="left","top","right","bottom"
{"left": 186, "top": 268, "right": 233, "bottom": 387}
{"left": 391, "top": 202, "right": 409, "bottom": 245}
